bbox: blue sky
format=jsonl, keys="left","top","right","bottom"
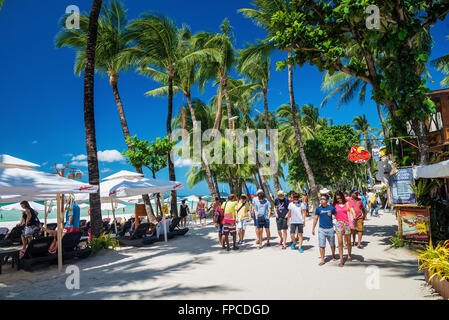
{"left": 0, "top": 0, "right": 448, "bottom": 195}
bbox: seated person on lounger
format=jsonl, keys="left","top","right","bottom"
{"left": 145, "top": 223, "right": 157, "bottom": 237}
{"left": 19, "top": 201, "right": 41, "bottom": 256}
{"left": 155, "top": 216, "right": 172, "bottom": 238}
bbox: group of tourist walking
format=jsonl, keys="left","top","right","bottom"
{"left": 208, "top": 188, "right": 370, "bottom": 267}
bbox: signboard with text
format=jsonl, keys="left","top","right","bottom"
{"left": 389, "top": 168, "right": 416, "bottom": 204}
{"left": 396, "top": 206, "right": 431, "bottom": 242}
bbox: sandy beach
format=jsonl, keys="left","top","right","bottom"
{"left": 0, "top": 209, "right": 441, "bottom": 300}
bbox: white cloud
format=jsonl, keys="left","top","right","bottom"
{"left": 71, "top": 160, "right": 88, "bottom": 167}
{"left": 97, "top": 150, "right": 125, "bottom": 162}
{"left": 32, "top": 140, "right": 38, "bottom": 144}
{"left": 68, "top": 150, "right": 124, "bottom": 165}
{"left": 42, "top": 161, "right": 48, "bottom": 166}
{"left": 64, "top": 153, "right": 74, "bottom": 157}
{"left": 101, "top": 168, "right": 112, "bottom": 173}
{"left": 71, "top": 154, "right": 87, "bottom": 161}
{"left": 56, "top": 164, "right": 64, "bottom": 169}
{"left": 174, "top": 157, "right": 200, "bottom": 168}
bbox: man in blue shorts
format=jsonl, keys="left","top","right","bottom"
{"left": 312, "top": 194, "right": 337, "bottom": 266}
{"left": 254, "top": 190, "right": 271, "bottom": 249}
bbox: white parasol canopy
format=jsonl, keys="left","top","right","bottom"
{"left": 103, "top": 170, "right": 144, "bottom": 181}
{"left": 0, "top": 167, "right": 98, "bottom": 196}
{"left": 108, "top": 177, "right": 183, "bottom": 198}
{"left": 0, "top": 154, "right": 40, "bottom": 169}
{"left": 182, "top": 195, "right": 199, "bottom": 202}
{"left": 0, "top": 201, "right": 46, "bottom": 212}
{"left": 413, "top": 159, "right": 449, "bottom": 179}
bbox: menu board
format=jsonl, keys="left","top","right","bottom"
{"left": 399, "top": 207, "right": 431, "bottom": 242}
{"left": 390, "top": 168, "right": 416, "bottom": 204}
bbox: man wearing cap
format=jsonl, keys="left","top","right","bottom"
{"left": 274, "top": 190, "right": 289, "bottom": 249}
{"left": 253, "top": 189, "right": 272, "bottom": 249}
{"left": 348, "top": 190, "right": 366, "bottom": 249}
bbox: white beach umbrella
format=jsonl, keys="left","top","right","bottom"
{"left": 0, "top": 201, "right": 45, "bottom": 212}
{"left": 0, "top": 154, "right": 40, "bottom": 169}
{"left": 108, "top": 177, "right": 183, "bottom": 198}
{"left": 0, "top": 167, "right": 98, "bottom": 196}
{"left": 102, "top": 170, "right": 144, "bottom": 181}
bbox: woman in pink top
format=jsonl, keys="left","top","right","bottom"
{"left": 332, "top": 191, "right": 354, "bottom": 266}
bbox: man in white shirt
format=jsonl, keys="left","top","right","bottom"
{"left": 288, "top": 193, "right": 307, "bottom": 252}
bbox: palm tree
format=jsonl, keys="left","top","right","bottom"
{"left": 0, "top": 1, "right": 4, "bottom": 10}
{"left": 55, "top": 1, "right": 159, "bottom": 221}
{"left": 352, "top": 114, "right": 383, "bottom": 186}
{"left": 143, "top": 34, "right": 219, "bottom": 200}
{"left": 237, "top": 41, "right": 281, "bottom": 194}
{"left": 431, "top": 35, "right": 449, "bottom": 86}
{"left": 240, "top": 0, "right": 320, "bottom": 209}
{"left": 83, "top": 0, "right": 103, "bottom": 237}
{"left": 196, "top": 19, "right": 236, "bottom": 132}
{"left": 321, "top": 71, "right": 389, "bottom": 138}
{"left": 123, "top": 14, "right": 212, "bottom": 216}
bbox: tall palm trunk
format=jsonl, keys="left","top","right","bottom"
{"left": 212, "top": 170, "right": 220, "bottom": 198}
{"left": 262, "top": 86, "right": 280, "bottom": 194}
{"left": 110, "top": 73, "right": 156, "bottom": 221}
{"left": 412, "top": 118, "right": 430, "bottom": 165}
{"left": 186, "top": 92, "right": 218, "bottom": 199}
{"left": 213, "top": 83, "right": 223, "bottom": 130}
{"left": 222, "top": 76, "right": 233, "bottom": 130}
{"left": 167, "top": 74, "right": 178, "bottom": 216}
{"left": 84, "top": 0, "right": 103, "bottom": 238}
{"left": 376, "top": 103, "right": 388, "bottom": 138}
{"left": 287, "top": 50, "right": 319, "bottom": 210}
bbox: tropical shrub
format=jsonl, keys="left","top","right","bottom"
{"left": 390, "top": 232, "right": 412, "bottom": 249}
{"left": 417, "top": 240, "right": 449, "bottom": 283}
{"left": 88, "top": 232, "right": 120, "bottom": 253}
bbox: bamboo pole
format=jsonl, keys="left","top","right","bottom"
{"left": 44, "top": 201, "right": 48, "bottom": 237}
{"left": 162, "top": 192, "right": 167, "bottom": 243}
{"left": 111, "top": 199, "right": 117, "bottom": 234}
{"left": 56, "top": 194, "right": 62, "bottom": 272}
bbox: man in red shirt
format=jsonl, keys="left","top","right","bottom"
{"left": 348, "top": 191, "right": 366, "bottom": 249}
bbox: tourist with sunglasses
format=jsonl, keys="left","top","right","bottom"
{"left": 312, "top": 194, "right": 337, "bottom": 266}
{"left": 287, "top": 193, "right": 307, "bottom": 252}
{"left": 333, "top": 191, "right": 355, "bottom": 267}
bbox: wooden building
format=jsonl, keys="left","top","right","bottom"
{"left": 427, "top": 88, "right": 449, "bottom": 153}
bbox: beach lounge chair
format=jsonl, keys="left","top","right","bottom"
{"left": 169, "top": 217, "right": 189, "bottom": 236}
{"left": 117, "top": 222, "right": 151, "bottom": 247}
{"left": 0, "top": 228, "right": 8, "bottom": 241}
{"left": 0, "top": 225, "right": 24, "bottom": 247}
{"left": 19, "top": 231, "right": 91, "bottom": 271}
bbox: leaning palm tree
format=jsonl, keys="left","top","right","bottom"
{"left": 239, "top": 0, "right": 320, "bottom": 209}
{"left": 143, "top": 34, "right": 219, "bottom": 200}
{"left": 123, "top": 14, "right": 211, "bottom": 216}
{"left": 237, "top": 41, "right": 281, "bottom": 194}
{"left": 196, "top": 19, "right": 236, "bottom": 132}
{"left": 83, "top": 0, "right": 103, "bottom": 237}
{"left": 56, "top": 0, "right": 158, "bottom": 221}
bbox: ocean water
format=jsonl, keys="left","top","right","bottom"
{"left": 0, "top": 196, "right": 199, "bottom": 222}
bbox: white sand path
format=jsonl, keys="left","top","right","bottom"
{"left": 0, "top": 209, "right": 441, "bottom": 300}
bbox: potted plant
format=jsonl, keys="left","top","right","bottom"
{"left": 417, "top": 239, "right": 449, "bottom": 299}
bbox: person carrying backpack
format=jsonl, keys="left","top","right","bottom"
{"left": 274, "top": 190, "right": 290, "bottom": 249}
{"left": 213, "top": 197, "right": 224, "bottom": 247}
{"left": 19, "top": 201, "right": 41, "bottom": 256}
{"left": 220, "top": 194, "right": 239, "bottom": 251}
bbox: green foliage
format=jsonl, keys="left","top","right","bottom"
{"left": 88, "top": 232, "right": 120, "bottom": 253}
{"left": 288, "top": 124, "right": 359, "bottom": 187}
{"left": 268, "top": 0, "right": 448, "bottom": 133}
{"left": 123, "top": 136, "right": 175, "bottom": 176}
{"left": 412, "top": 180, "right": 449, "bottom": 241}
{"left": 390, "top": 232, "right": 413, "bottom": 249}
{"left": 417, "top": 239, "right": 449, "bottom": 282}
